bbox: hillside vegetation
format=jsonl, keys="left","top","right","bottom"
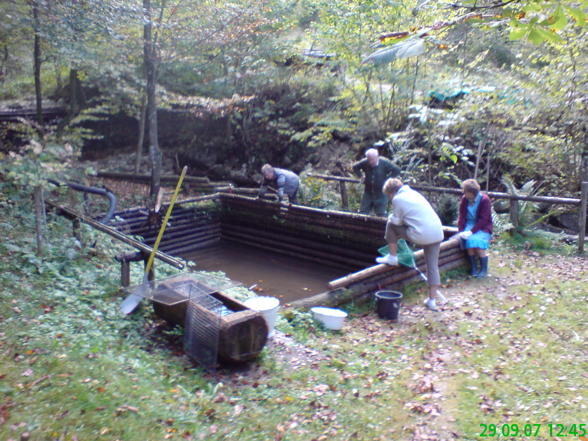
{"left": 0, "top": 0, "right": 586, "bottom": 195}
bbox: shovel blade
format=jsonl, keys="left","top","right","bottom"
{"left": 120, "top": 293, "right": 143, "bottom": 315}
{"left": 120, "top": 278, "right": 154, "bottom": 315}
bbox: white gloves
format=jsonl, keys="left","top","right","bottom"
{"left": 459, "top": 230, "right": 473, "bottom": 239}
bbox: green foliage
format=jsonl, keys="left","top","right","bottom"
{"left": 499, "top": 176, "right": 542, "bottom": 233}
{"left": 290, "top": 112, "right": 354, "bottom": 149}
{"left": 506, "top": 2, "right": 586, "bottom": 44}
{"left": 1, "top": 137, "right": 77, "bottom": 190}
{"left": 279, "top": 309, "right": 316, "bottom": 341}
{"left": 497, "top": 229, "right": 576, "bottom": 254}
{"left": 434, "top": 193, "right": 459, "bottom": 226}
{"left": 156, "top": 0, "right": 291, "bottom": 99}
{"left": 298, "top": 174, "right": 343, "bottom": 210}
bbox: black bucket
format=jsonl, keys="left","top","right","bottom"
{"left": 375, "top": 290, "right": 403, "bottom": 321}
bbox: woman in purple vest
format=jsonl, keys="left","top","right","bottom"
{"left": 457, "top": 179, "right": 493, "bottom": 278}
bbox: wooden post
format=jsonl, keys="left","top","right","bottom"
{"left": 121, "top": 260, "right": 131, "bottom": 287}
{"left": 116, "top": 252, "right": 146, "bottom": 287}
{"left": 579, "top": 181, "right": 587, "bottom": 254}
{"left": 339, "top": 181, "right": 349, "bottom": 210}
{"left": 72, "top": 218, "right": 81, "bottom": 241}
{"left": 509, "top": 199, "right": 519, "bottom": 230}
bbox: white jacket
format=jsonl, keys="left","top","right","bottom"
{"left": 389, "top": 185, "right": 444, "bottom": 245}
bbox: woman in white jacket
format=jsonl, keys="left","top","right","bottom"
{"left": 376, "top": 178, "right": 446, "bottom": 311}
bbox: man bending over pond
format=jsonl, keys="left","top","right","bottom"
{"left": 258, "top": 164, "right": 300, "bottom": 204}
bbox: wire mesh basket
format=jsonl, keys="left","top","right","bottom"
{"left": 183, "top": 284, "right": 224, "bottom": 369}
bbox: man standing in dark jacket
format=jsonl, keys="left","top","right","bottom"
{"left": 352, "top": 148, "right": 401, "bottom": 216}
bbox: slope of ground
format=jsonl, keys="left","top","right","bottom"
{"left": 0, "top": 187, "right": 586, "bottom": 441}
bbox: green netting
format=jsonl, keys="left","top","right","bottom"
{"left": 378, "top": 239, "right": 416, "bottom": 268}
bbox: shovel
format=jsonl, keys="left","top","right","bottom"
{"left": 120, "top": 166, "right": 188, "bottom": 315}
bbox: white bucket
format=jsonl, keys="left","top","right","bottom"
{"left": 244, "top": 296, "right": 280, "bottom": 337}
{"left": 310, "top": 306, "right": 348, "bottom": 331}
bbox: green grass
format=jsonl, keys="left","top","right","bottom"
{"left": 1, "top": 183, "right": 587, "bottom": 441}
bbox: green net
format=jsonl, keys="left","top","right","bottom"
{"left": 378, "top": 239, "right": 416, "bottom": 268}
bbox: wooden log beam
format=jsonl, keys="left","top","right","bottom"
{"left": 224, "top": 211, "right": 386, "bottom": 239}
{"left": 327, "top": 238, "right": 462, "bottom": 289}
{"left": 222, "top": 235, "right": 357, "bottom": 271}
{"left": 330, "top": 256, "right": 467, "bottom": 308}
{"left": 345, "top": 249, "right": 465, "bottom": 289}
{"left": 174, "top": 194, "right": 221, "bottom": 205}
{"left": 221, "top": 220, "right": 382, "bottom": 256}
{"left": 411, "top": 185, "right": 581, "bottom": 205}
{"left": 190, "top": 186, "right": 232, "bottom": 193}
{"left": 222, "top": 211, "right": 385, "bottom": 244}
{"left": 220, "top": 194, "right": 458, "bottom": 238}
{"left": 219, "top": 193, "right": 385, "bottom": 223}
{"left": 301, "top": 175, "right": 581, "bottom": 205}
{"left": 137, "top": 219, "right": 220, "bottom": 240}
{"left": 161, "top": 236, "right": 221, "bottom": 255}
{"left": 220, "top": 196, "right": 386, "bottom": 234}
{"left": 289, "top": 253, "right": 466, "bottom": 308}
{"left": 106, "top": 194, "right": 220, "bottom": 223}
{"left": 307, "top": 173, "right": 361, "bottom": 183}
{"left": 154, "top": 226, "right": 221, "bottom": 249}
{"left": 220, "top": 222, "right": 376, "bottom": 262}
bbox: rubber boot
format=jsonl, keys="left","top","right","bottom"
{"left": 476, "top": 256, "right": 488, "bottom": 278}
{"left": 467, "top": 254, "right": 479, "bottom": 277}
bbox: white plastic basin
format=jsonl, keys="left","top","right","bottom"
{"left": 310, "top": 306, "right": 348, "bottom": 330}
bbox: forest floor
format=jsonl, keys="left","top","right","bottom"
{"left": 1, "top": 180, "right": 587, "bottom": 441}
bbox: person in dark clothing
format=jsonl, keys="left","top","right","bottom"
{"left": 258, "top": 164, "right": 300, "bottom": 203}
{"left": 352, "top": 148, "right": 400, "bottom": 216}
{"left": 457, "top": 179, "right": 493, "bottom": 278}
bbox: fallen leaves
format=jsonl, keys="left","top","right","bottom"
{"left": 411, "top": 375, "right": 436, "bottom": 394}
{"left": 114, "top": 405, "right": 139, "bottom": 416}
{"left": 312, "top": 384, "right": 329, "bottom": 396}
{"left": 0, "top": 400, "right": 13, "bottom": 425}
{"left": 405, "top": 401, "right": 441, "bottom": 416}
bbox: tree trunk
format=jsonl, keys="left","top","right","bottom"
{"left": 32, "top": 0, "right": 43, "bottom": 126}
{"left": 34, "top": 185, "right": 44, "bottom": 256}
{"left": 473, "top": 138, "right": 484, "bottom": 180}
{"left": 68, "top": 68, "right": 81, "bottom": 118}
{"left": 0, "top": 45, "right": 8, "bottom": 82}
{"left": 135, "top": 93, "right": 147, "bottom": 173}
{"left": 144, "top": 0, "right": 161, "bottom": 201}
{"left": 582, "top": 129, "right": 588, "bottom": 183}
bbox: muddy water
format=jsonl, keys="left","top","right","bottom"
{"left": 185, "top": 240, "right": 350, "bottom": 303}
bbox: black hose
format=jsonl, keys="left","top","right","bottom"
{"left": 48, "top": 179, "right": 117, "bottom": 223}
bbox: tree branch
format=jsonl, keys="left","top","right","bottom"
{"left": 448, "top": 0, "right": 519, "bottom": 10}
{"left": 378, "top": 12, "right": 500, "bottom": 42}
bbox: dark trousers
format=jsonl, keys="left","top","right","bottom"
{"left": 359, "top": 192, "right": 388, "bottom": 217}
